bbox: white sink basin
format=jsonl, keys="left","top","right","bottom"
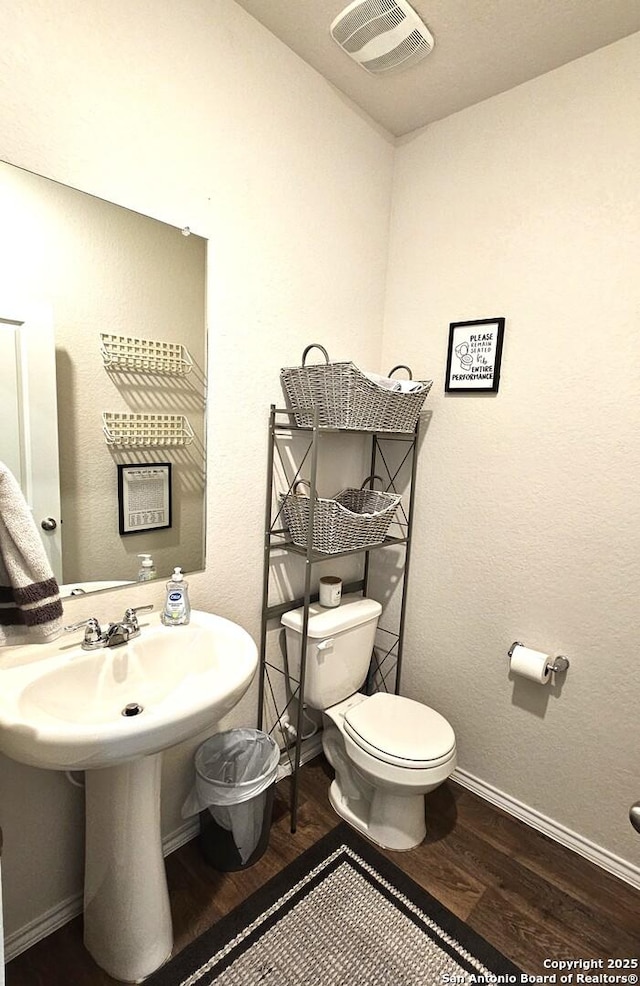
{"left": 0, "top": 610, "right": 257, "bottom": 770}
{"left": 0, "top": 608, "right": 258, "bottom": 982}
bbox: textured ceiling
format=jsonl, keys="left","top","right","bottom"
{"left": 232, "top": 0, "right": 640, "bottom": 136}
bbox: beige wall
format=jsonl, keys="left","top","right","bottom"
{"left": 383, "top": 33, "right": 640, "bottom": 868}
{"left": 1, "top": 0, "right": 638, "bottom": 957}
{"left": 0, "top": 0, "right": 393, "bottom": 945}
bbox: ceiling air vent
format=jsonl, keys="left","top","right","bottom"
{"left": 330, "top": 0, "right": 434, "bottom": 75}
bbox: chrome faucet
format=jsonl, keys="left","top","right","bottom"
{"left": 64, "top": 605, "right": 154, "bottom": 650}
{"left": 64, "top": 616, "right": 105, "bottom": 650}
{"left": 108, "top": 605, "right": 154, "bottom": 645}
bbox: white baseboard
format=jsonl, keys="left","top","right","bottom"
{"left": 162, "top": 817, "right": 200, "bottom": 856}
{"left": 3, "top": 819, "right": 200, "bottom": 963}
{"left": 452, "top": 767, "right": 640, "bottom": 891}
{"left": 4, "top": 891, "right": 84, "bottom": 964}
{"left": 277, "top": 733, "right": 324, "bottom": 781}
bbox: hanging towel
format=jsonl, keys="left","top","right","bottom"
{"left": 0, "top": 461, "right": 63, "bottom": 646}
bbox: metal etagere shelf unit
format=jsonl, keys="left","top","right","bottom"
{"left": 257, "top": 404, "right": 421, "bottom": 832}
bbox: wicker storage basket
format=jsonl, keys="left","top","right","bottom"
{"left": 280, "top": 344, "right": 432, "bottom": 432}
{"left": 279, "top": 476, "right": 401, "bottom": 554}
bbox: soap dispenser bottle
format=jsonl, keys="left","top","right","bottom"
{"left": 161, "top": 567, "right": 191, "bottom": 626}
{"left": 137, "top": 553, "right": 156, "bottom": 582}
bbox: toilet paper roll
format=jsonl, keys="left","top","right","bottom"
{"left": 509, "top": 644, "right": 551, "bottom": 684}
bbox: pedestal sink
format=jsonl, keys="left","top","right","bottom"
{"left": 0, "top": 609, "right": 258, "bottom": 982}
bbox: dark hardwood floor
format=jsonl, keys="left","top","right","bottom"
{"left": 6, "top": 757, "right": 640, "bottom": 984}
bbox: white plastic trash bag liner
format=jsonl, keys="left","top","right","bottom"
{"left": 182, "top": 728, "right": 279, "bottom": 864}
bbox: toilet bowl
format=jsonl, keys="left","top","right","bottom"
{"left": 323, "top": 691, "right": 456, "bottom": 850}
{"left": 281, "top": 595, "right": 457, "bottom": 851}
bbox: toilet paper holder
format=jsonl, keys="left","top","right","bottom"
{"left": 508, "top": 641, "right": 570, "bottom": 674}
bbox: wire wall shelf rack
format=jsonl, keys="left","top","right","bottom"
{"left": 100, "top": 333, "right": 194, "bottom": 375}
{"left": 102, "top": 411, "right": 195, "bottom": 448}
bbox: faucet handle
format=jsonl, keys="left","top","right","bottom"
{"left": 123, "top": 604, "right": 154, "bottom": 631}
{"left": 63, "top": 617, "right": 104, "bottom": 648}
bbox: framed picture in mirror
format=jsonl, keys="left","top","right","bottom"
{"left": 118, "top": 463, "right": 172, "bottom": 535}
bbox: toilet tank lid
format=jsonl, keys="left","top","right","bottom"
{"left": 281, "top": 594, "right": 382, "bottom": 639}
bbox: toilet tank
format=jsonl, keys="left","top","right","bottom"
{"left": 281, "top": 594, "right": 382, "bottom": 710}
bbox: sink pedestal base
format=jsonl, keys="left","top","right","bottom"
{"left": 84, "top": 753, "right": 173, "bottom": 983}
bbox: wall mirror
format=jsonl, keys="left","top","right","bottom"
{"left": 0, "top": 161, "right": 207, "bottom": 597}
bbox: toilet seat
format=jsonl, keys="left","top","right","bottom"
{"left": 343, "top": 693, "right": 456, "bottom": 769}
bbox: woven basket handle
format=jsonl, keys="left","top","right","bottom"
{"left": 360, "top": 474, "right": 385, "bottom": 491}
{"left": 388, "top": 364, "right": 413, "bottom": 379}
{"left": 293, "top": 480, "right": 312, "bottom": 497}
{"left": 302, "top": 344, "right": 330, "bottom": 366}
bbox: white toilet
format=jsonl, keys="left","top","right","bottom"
{"left": 281, "top": 594, "right": 457, "bottom": 851}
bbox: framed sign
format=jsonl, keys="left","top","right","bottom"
{"left": 117, "top": 463, "right": 172, "bottom": 535}
{"left": 445, "top": 317, "right": 505, "bottom": 393}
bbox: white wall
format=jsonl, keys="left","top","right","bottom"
{"left": 383, "top": 33, "right": 640, "bottom": 868}
{"left": 0, "top": 0, "right": 394, "bottom": 945}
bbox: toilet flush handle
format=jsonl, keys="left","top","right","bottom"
{"left": 316, "top": 638, "right": 334, "bottom": 652}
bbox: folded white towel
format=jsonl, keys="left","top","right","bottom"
{"left": 363, "top": 371, "right": 426, "bottom": 394}
{"left": 363, "top": 371, "right": 402, "bottom": 392}
{"left": 0, "top": 461, "right": 63, "bottom": 646}
{"left": 396, "top": 379, "right": 425, "bottom": 394}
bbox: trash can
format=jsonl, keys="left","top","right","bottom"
{"left": 182, "top": 728, "right": 280, "bottom": 872}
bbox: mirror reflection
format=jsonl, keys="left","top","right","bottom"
{"left": 0, "top": 162, "right": 207, "bottom": 595}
